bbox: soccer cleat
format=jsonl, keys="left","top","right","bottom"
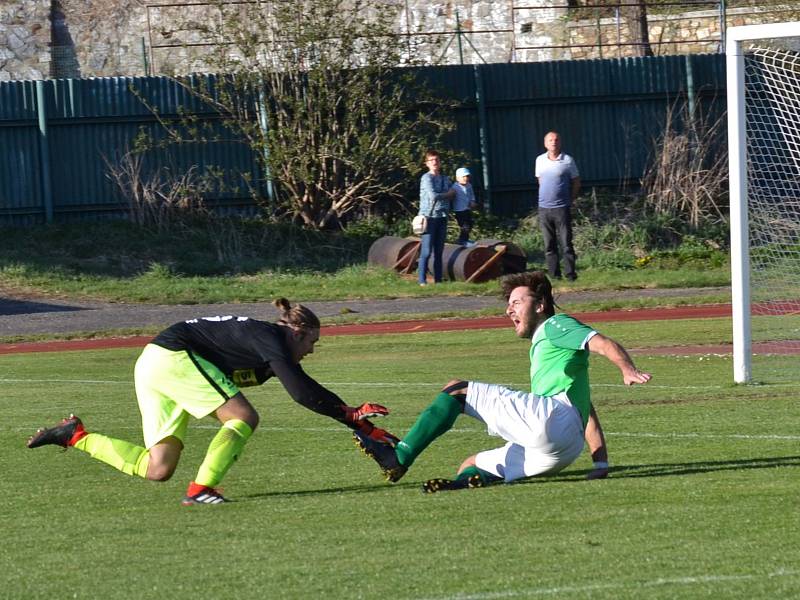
{"left": 181, "top": 483, "right": 228, "bottom": 506}
{"left": 352, "top": 431, "right": 407, "bottom": 483}
{"left": 27, "top": 415, "right": 86, "bottom": 449}
{"left": 421, "top": 474, "right": 484, "bottom": 494}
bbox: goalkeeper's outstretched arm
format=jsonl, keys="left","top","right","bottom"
{"left": 270, "top": 359, "right": 398, "bottom": 444}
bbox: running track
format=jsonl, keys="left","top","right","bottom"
{"left": 1, "top": 302, "right": 794, "bottom": 356}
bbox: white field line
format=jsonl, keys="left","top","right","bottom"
{"left": 414, "top": 568, "right": 800, "bottom": 600}
{"left": 610, "top": 431, "right": 800, "bottom": 441}
{"left": 6, "top": 421, "right": 800, "bottom": 441}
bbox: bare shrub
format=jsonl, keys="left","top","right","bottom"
{"left": 105, "top": 150, "right": 210, "bottom": 232}
{"left": 641, "top": 101, "right": 729, "bottom": 229}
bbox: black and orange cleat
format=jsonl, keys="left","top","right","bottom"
{"left": 27, "top": 415, "right": 86, "bottom": 449}
{"left": 181, "top": 482, "right": 228, "bottom": 506}
{"left": 353, "top": 430, "right": 407, "bottom": 483}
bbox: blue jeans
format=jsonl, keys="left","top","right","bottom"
{"left": 418, "top": 216, "right": 448, "bottom": 284}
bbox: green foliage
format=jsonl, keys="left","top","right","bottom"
{"left": 458, "top": 192, "right": 731, "bottom": 274}
{"left": 338, "top": 214, "right": 412, "bottom": 241}
{"left": 145, "top": 0, "right": 457, "bottom": 230}
{"left": 0, "top": 209, "right": 733, "bottom": 304}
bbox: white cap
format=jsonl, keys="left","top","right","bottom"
{"left": 456, "top": 167, "right": 471, "bottom": 178}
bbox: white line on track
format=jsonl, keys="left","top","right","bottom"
{"left": 414, "top": 568, "right": 800, "bottom": 600}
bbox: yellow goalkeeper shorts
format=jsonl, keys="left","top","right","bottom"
{"left": 134, "top": 343, "right": 240, "bottom": 448}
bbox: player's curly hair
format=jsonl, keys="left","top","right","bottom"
{"left": 273, "top": 298, "right": 320, "bottom": 331}
{"left": 499, "top": 271, "right": 557, "bottom": 316}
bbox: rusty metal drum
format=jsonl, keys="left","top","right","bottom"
{"left": 474, "top": 239, "right": 528, "bottom": 274}
{"left": 367, "top": 236, "right": 420, "bottom": 271}
{"left": 422, "top": 243, "right": 503, "bottom": 282}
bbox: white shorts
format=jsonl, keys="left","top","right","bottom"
{"left": 464, "top": 381, "right": 585, "bottom": 482}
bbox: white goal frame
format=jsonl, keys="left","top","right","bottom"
{"left": 726, "top": 22, "right": 800, "bottom": 384}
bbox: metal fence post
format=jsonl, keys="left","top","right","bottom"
{"left": 257, "top": 78, "right": 275, "bottom": 212}
{"left": 35, "top": 79, "right": 54, "bottom": 223}
{"left": 473, "top": 64, "right": 491, "bottom": 214}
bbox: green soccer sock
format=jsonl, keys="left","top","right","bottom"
{"left": 395, "top": 392, "right": 463, "bottom": 468}
{"left": 194, "top": 419, "right": 253, "bottom": 488}
{"left": 73, "top": 433, "right": 150, "bottom": 478}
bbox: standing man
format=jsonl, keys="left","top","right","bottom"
{"left": 535, "top": 131, "right": 581, "bottom": 281}
{"left": 354, "top": 270, "right": 651, "bottom": 492}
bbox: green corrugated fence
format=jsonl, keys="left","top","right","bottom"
{"left": 0, "top": 54, "right": 726, "bottom": 224}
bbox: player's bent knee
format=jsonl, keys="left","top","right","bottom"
{"left": 244, "top": 410, "right": 260, "bottom": 431}
{"left": 146, "top": 438, "right": 182, "bottom": 481}
{"left": 217, "top": 393, "right": 260, "bottom": 430}
{"left": 442, "top": 379, "right": 468, "bottom": 396}
{"left": 146, "top": 461, "right": 177, "bottom": 482}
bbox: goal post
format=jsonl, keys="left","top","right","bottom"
{"left": 726, "top": 22, "right": 800, "bottom": 384}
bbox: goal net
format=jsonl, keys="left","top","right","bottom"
{"left": 726, "top": 23, "right": 800, "bottom": 384}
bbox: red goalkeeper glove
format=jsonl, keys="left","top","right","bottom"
{"left": 341, "top": 402, "right": 390, "bottom": 424}
{"left": 357, "top": 420, "right": 400, "bottom": 446}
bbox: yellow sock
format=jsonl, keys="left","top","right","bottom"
{"left": 73, "top": 433, "right": 150, "bottom": 478}
{"left": 194, "top": 419, "right": 253, "bottom": 488}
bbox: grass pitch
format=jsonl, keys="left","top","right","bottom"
{"left": 2, "top": 325, "right": 799, "bottom": 599}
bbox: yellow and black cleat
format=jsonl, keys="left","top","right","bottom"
{"left": 421, "top": 474, "right": 483, "bottom": 494}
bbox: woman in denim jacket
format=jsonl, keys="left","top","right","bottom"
{"left": 418, "top": 149, "right": 455, "bottom": 285}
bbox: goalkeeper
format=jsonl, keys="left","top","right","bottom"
{"left": 28, "top": 298, "right": 396, "bottom": 505}
{"left": 355, "top": 271, "right": 651, "bottom": 492}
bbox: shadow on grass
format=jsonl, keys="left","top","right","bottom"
{"left": 240, "top": 456, "right": 800, "bottom": 500}
{"left": 241, "top": 479, "right": 420, "bottom": 500}
{"left": 523, "top": 454, "right": 800, "bottom": 485}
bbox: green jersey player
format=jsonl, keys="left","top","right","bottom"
{"left": 355, "top": 271, "right": 651, "bottom": 492}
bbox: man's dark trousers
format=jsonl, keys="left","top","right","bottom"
{"left": 539, "top": 206, "right": 576, "bottom": 280}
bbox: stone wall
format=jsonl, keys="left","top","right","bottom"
{"left": 1, "top": 0, "right": 149, "bottom": 81}
{"left": 0, "top": 1, "right": 51, "bottom": 81}
{"left": 560, "top": 6, "right": 791, "bottom": 60}
{"left": 0, "top": 0, "right": 797, "bottom": 81}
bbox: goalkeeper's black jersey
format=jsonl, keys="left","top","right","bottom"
{"left": 151, "top": 316, "right": 347, "bottom": 421}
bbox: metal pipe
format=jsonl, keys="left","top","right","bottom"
{"left": 257, "top": 77, "right": 275, "bottom": 210}
{"left": 473, "top": 65, "right": 492, "bottom": 214}
{"left": 141, "top": 37, "right": 150, "bottom": 76}
{"left": 685, "top": 54, "right": 696, "bottom": 120}
{"left": 35, "top": 80, "right": 54, "bottom": 224}
{"left": 456, "top": 11, "right": 464, "bottom": 64}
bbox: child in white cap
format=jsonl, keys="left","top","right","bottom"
{"left": 451, "top": 167, "right": 477, "bottom": 246}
